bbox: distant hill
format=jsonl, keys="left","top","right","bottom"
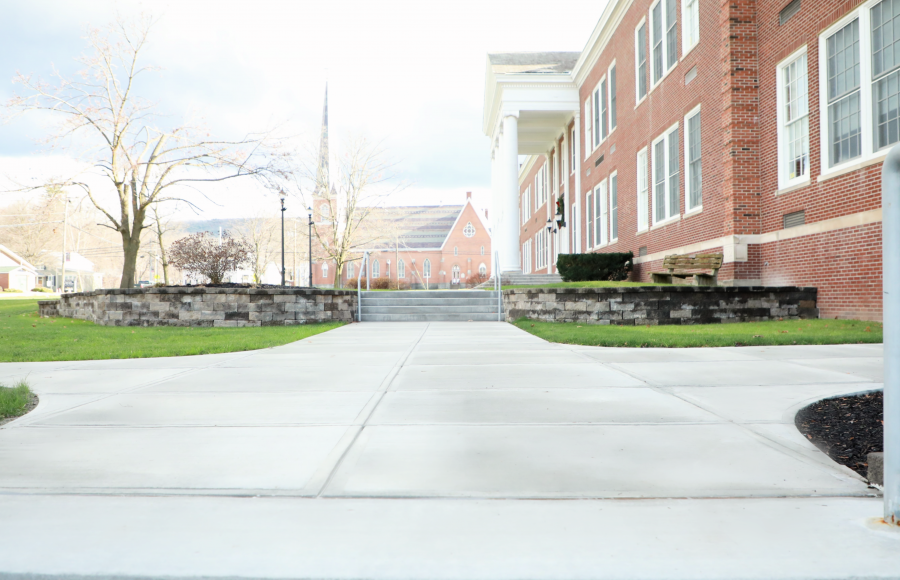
{"left": 177, "top": 219, "right": 246, "bottom": 235}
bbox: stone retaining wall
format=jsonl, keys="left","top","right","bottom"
{"left": 502, "top": 286, "right": 818, "bottom": 325}
{"left": 38, "top": 287, "right": 357, "bottom": 327}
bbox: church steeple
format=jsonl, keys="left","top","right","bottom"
{"left": 315, "top": 84, "right": 329, "bottom": 197}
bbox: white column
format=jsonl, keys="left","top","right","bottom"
{"left": 490, "top": 142, "right": 499, "bottom": 276}
{"left": 500, "top": 113, "right": 521, "bottom": 273}
{"left": 562, "top": 129, "right": 570, "bottom": 255}
{"left": 574, "top": 111, "right": 582, "bottom": 253}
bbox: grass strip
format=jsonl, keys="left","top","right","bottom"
{"left": 0, "top": 380, "right": 33, "bottom": 419}
{"left": 514, "top": 318, "right": 883, "bottom": 348}
{"left": 0, "top": 299, "right": 344, "bottom": 362}
{"left": 500, "top": 281, "right": 659, "bottom": 290}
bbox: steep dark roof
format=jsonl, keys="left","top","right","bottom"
{"left": 364, "top": 205, "right": 464, "bottom": 250}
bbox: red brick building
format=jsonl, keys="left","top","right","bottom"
{"left": 484, "top": 0, "right": 890, "bottom": 320}
{"left": 309, "top": 194, "right": 493, "bottom": 289}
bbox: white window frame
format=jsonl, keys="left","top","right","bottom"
{"left": 586, "top": 189, "right": 594, "bottom": 248}
{"left": 595, "top": 178, "right": 608, "bottom": 247}
{"left": 777, "top": 46, "right": 810, "bottom": 190}
{"left": 592, "top": 81, "right": 604, "bottom": 149}
{"left": 372, "top": 259, "right": 380, "bottom": 278}
{"left": 635, "top": 18, "right": 649, "bottom": 105}
{"left": 651, "top": 123, "right": 681, "bottom": 226}
{"left": 684, "top": 104, "right": 703, "bottom": 212}
{"left": 398, "top": 259, "right": 405, "bottom": 279}
{"left": 584, "top": 97, "right": 593, "bottom": 159}
{"left": 608, "top": 61, "right": 617, "bottom": 133}
{"left": 610, "top": 171, "right": 618, "bottom": 242}
{"left": 347, "top": 261, "right": 354, "bottom": 279}
{"left": 650, "top": 0, "right": 677, "bottom": 90}
{"left": 681, "top": 0, "right": 700, "bottom": 56}
{"left": 423, "top": 259, "right": 431, "bottom": 279}
{"left": 818, "top": 1, "right": 898, "bottom": 178}
{"left": 570, "top": 127, "right": 576, "bottom": 172}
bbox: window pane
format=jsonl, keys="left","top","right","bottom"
{"left": 610, "top": 66, "right": 617, "bottom": 129}
{"left": 829, "top": 91, "right": 862, "bottom": 165}
{"left": 827, "top": 19, "right": 860, "bottom": 101}
{"left": 668, "top": 129, "right": 680, "bottom": 218}
{"left": 652, "top": 3, "right": 663, "bottom": 83}
{"left": 654, "top": 140, "right": 666, "bottom": 222}
{"left": 587, "top": 193, "right": 594, "bottom": 247}
{"left": 873, "top": 0, "right": 900, "bottom": 78}
{"left": 593, "top": 89, "right": 600, "bottom": 146}
{"left": 638, "top": 151, "right": 649, "bottom": 231}
{"left": 666, "top": 0, "right": 678, "bottom": 69}
{"left": 611, "top": 174, "right": 618, "bottom": 239}
{"left": 595, "top": 183, "right": 604, "bottom": 244}
{"left": 600, "top": 79, "right": 608, "bottom": 139}
{"left": 638, "top": 24, "right": 648, "bottom": 97}
{"left": 875, "top": 68, "right": 900, "bottom": 148}
{"left": 688, "top": 113, "right": 702, "bottom": 208}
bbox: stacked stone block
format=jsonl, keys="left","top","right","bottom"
{"left": 503, "top": 286, "right": 817, "bottom": 325}
{"left": 38, "top": 287, "right": 357, "bottom": 327}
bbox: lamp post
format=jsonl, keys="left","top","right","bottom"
{"left": 546, "top": 218, "right": 558, "bottom": 274}
{"left": 279, "top": 191, "right": 287, "bottom": 286}
{"left": 307, "top": 207, "right": 313, "bottom": 288}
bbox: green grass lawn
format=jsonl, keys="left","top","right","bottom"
{"left": 0, "top": 299, "right": 344, "bottom": 362}
{"left": 515, "top": 318, "right": 884, "bottom": 348}
{"left": 0, "top": 380, "right": 33, "bottom": 419}
{"left": 501, "top": 281, "right": 659, "bottom": 290}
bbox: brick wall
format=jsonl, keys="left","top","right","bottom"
{"left": 38, "top": 287, "right": 357, "bottom": 327}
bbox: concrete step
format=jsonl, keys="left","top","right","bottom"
{"left": 363, "top": 305, "right": 500, "bottom": 315}
{"left": 360, "top": 312, "right": 503, "bottom": 322}
{"left": 360, "top": 290, "right": 498, "bottom": 299}
{"left": 361, "top": 297, "right": 499, "bottom": 307}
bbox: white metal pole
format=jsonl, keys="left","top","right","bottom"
{"left": 882, "top": 144, "right": 900, "bottom": 526}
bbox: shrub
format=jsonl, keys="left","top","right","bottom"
{"left": 556, "top": 252, "right": 634, "bottom": 282}
{"left": 30, "top": 287, "right": 53, "bottom": 293}
{"left": 345, "top": 276, "right": 409, "bottom": 290}
{"left": 3, "top": 288, "right": 23, "bottom": 293}
{"left": 466, "top": 271, "right": 491, "bottom": 288}
{"left": 168, "top": 231, "right": 251, "bottom": 285}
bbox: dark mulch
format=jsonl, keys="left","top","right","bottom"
{"left": 795, "top": 391, "right": 883, "bottom": 477}
{"left": 0, "top": 392, "right": 39, "bottom": 427}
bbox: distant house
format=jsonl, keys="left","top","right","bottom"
{"left": 35, "top": 252, "right": 104, "bottom": 293}
{"left": 227, "top": 262, "right": 283, "bottom": 285}
{"left": 0, "top": 245, "right": 38, "bottom": 291}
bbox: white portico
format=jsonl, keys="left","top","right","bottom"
{"left": 483, "top": 53, "right": 581, "bottom": 274}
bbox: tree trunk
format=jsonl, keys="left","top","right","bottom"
{"left": 120, "top": 234, "right": 141, "bottom": 288}
{"left": 333, "top": 260, "right": 343, "bottom": 289}
{"left": 156, "top": 230, "right": 170, "bottom": 285}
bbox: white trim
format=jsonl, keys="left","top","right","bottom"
{"left": 683, "top": 206, "right": 703, "bottom": 218}
{"left": 609, "top": 170, "right": 619, "bottom": 243}
{"left": 650, "top": 214, "right": 681, "bottom": 230}
{"left": 817, "top": 150, "right": 888, "bottom": 182}
{"left": 637, "top": 146, "right": 649, "bottom": 233}
{"left": 684, "top": 103, "right": 702, "bottom": 212}
{"left": 651, "top": 122, "right": 681, "bottom": 225}
{"left": 775, "top": 179, "right": 811, "bottom": 195}
{"left": 681, "top": 0, "right": 699, "bottom": 56}
{"left": 635, "top": 17, "right": 648, "bottom": 106}
{"left": 608, "top": 60, "right": 617, "bottom": 134}
{"left": 649, "top": 0, "right": 677, "bottom": 92}
{"left": 584, "top": 97, "right": 592, "bottom": 160}
{"left": 777, "top": 45, "right": 810, "bottom": 190}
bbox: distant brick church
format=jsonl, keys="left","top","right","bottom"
{"left": 307, "top": 88, "right": 492, "bottom": 288}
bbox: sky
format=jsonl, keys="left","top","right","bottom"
{"left": 0, "top": 0, "right": 604, "bottom": 221}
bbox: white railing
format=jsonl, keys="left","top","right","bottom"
{"left": 357, "top": 251, "right": 369, "bottom": 322}
{"left": 494, "top": 250, "right": 501, "bottom": 322}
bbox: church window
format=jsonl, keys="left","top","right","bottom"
{"left": 398, "top": 259, "right": 405, "bottom": 278}
{"left": 463, "top": 222, "right": 476, "bottom": 237}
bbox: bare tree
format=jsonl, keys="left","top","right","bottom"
{"left": 0, "top": 184, "right": 65, "bottom": 263}
{"left": 147, "top": 201, "right": 182, "bottom": 285}
{"left": 293, "top": 135, "right": 405, "bottom": 288}
{"left": 233, "top": 213, "right": 278, "bottom": 284}
{"left": 5, "top": 16, "right": 279, "bottom": 288}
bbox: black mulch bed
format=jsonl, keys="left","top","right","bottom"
{"left": 795, "top": 391, "right": 883, "bottom": 478}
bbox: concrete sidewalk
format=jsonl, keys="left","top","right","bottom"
{"left": 0, "top": 322, "right": 896, "bottom": 579}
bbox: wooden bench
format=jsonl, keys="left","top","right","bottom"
{"left": 650, "top": 253, "right": 723, "bottom": 286}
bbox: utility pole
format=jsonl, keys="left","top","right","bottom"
{"left": 60, "top": 196, "right": 69, "bottom": 293}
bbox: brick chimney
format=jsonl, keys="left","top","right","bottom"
{"left": 466, "top": 191, "right": 472, "bottom": 200}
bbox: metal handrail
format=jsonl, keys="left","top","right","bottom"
{"left": 881, "top": 143, "right": 899, "bottom": 525}
{"left": 494, "top": 250, "right": 501, "bottom": 322}
{"left": 357, "top": 251, "right": 369, "bottom": 322}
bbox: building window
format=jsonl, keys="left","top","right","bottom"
{"left": 586, "top": 190, "right": 594, "bottom": 248}
{"left": 481, "top": 245, "right": 485, "bottom": 255}
{"left": 818, "top": 0, "right": 900, "bottom": 174}
{"left": 347, "top": 262, "right": 354, "bottom": 278}
{"left": 522, "top": 187, "right": 531, "bottom": 224}
{"left": 652, "top": 124, "right": 680, "bottom": 224}
{"left": 463, "top": 222, "right": 476, "bottom": 237}
{"left": 610, "top": 172, "right": 618, "bottom": 240}
{"left": 638, "top": 148, "right": 649, "bottom": 232}
{"left": 682, "top": 0, "right": 699, "bottom": 54}
{"left": 451, "top": 264, "right": 460, "bottom": 281}
{"left": 609, "top": 64, "right": 617, "bottom": 131}
{"left": 685, "top": 106, "right": 702, "bottom": 210}
{"left": 372, "top": 259, "right": 380, "bottom": 278}
{"left": 479, "top": 263, "right": 487, "bottom": 276}
{"left": 319, "top": 203, "right": 330, "bottom": 220}
{"left": 636, "top": 20, "right": 648, "bottom": 100}
{"left": 599, "top": 76, "right": 608, "bottom": 142}
{"left": 593, "top": 84, "right": 601, "bottom": 148}
{"left": 584, "top": 97, "right": 592, "bottom": 159}
{"left": 777, "top": 49, "right": 810, "bottom": 187}
{"left": 594, "top": 179, "right": 608, "bottom": 246}
{"left": 570, "top": 127, "right": 576, "bottom": 171}
{"left": 322, "top": 262, "right": 328, "bottom": 278}
{"left": 651, "top": 0, "right": 677, "bottom": 86}
{"left": 398, "top": 259, "right": 405, "bottom": 278}
{"left": 534, "top": 163, "right": 549, "bottom": 207}
{"left": 423, "top": 259, "right": 431, "bottom": 278}
{"left": 522, "top": 240, "right": 531, "bottom": 273}
{"left": 454, "top": 246, "right": 458, "bottom": 256}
